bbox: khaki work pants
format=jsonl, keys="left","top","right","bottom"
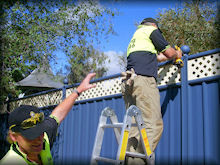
{"left": 121, "top": 75, "right": 163, "bottom": 165}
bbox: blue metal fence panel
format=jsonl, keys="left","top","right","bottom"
{"left": 156, "top": 87, "right": 182, "bottom": 164}
{"left": 202, "top": 81, "right": 220, "bottom": 164}
{"left": 57, "top": 78, "right": 219, "bottom": 165}
{"left": 155, "top": 79, "right": 220, "bottom": 165}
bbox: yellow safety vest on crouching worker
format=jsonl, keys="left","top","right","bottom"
{"left": 0, "top": 133, "right": 53, "bottom": 165}
{"left": 127, "top": 25, "right": 158, "bottom": 56}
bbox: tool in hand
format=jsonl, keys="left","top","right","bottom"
{"left": 173, "top": 45, "right": 184, "bottom": 68}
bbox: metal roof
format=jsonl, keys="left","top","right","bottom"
{"left": 16, "top": 67, "right": 63, "bottom": 88}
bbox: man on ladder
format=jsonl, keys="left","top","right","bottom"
{"left": 121, "top": 17, "right": 182, "bottom": 164}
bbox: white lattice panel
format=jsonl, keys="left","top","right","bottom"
{"left": 188, "top": 53, "right": 220, "bottom": 80}
{"left": 157, "top": 53, "right": 220, "bottom": 85}
{"left": 157, "top": 64, "right": 181, "bottom": 86}
{"left": 9, "top": 90, "right": 63, "bottom": 112}
{"left": 66, "top": 76, "right": 122, "bottom": 100}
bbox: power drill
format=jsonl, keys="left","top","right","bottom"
{"left": 173, "top": 45, "right": 184, "bottom": 68}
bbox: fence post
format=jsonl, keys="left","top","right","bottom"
{"left": 62, "top": 78, "right": 69, "bottom": 100}
{"left": 57, "top": 78, "right": 69, "bottom": 164}
{"left": 180, "top": 45, "right": 190, "bottom": 163}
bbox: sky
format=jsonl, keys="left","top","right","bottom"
{"left": 52, "top": 0, "right": 182, "bottom": 76}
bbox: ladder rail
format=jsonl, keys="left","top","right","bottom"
{"left": 91, "top": 107, "right": 121, "bottom": 165}
{"left": 115, "top": 107, "right": 133, "bottom": 164}
{"left": 109, "top": 111, "right": 121, "bottom": 144}
{"left": 134, "top": 109, "right": 153, "bottom": 157}
{"left": 90, "top": 114, "right": 107, "bottom": 165}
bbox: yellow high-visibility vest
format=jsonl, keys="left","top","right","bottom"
{"left": 127, "top": 25, "right": 157, "bottom": 56}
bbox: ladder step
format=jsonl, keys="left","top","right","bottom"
{"left": 101, "top": 123, "right": 138, "bottom": 128}
{"left": 94, "top": 156, "right": 118, "bottom": 164}
{"left": 126, "top": 151, "right": 147, "bottom": 159}
{"left": 101, "top": 123, "right": 123, "bottom": 128}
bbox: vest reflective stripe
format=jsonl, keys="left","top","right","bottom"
{"left": 127, "top": 25, "right": 157, "bottom": 56}
{"left": 40, "top": 133, "right": 53, "bottom": 165}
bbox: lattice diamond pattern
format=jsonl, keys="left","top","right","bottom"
{"left": 188, "top": 53, "right": 220, "bottom": 80}
{"left": 66, "top": 77, "right": 122, "bottom": 100}
{"left": 8, "top": 91, "right": 63, "bottom": 112}
{"left": 157, "top": 64, "right": 181, "bottom": 86}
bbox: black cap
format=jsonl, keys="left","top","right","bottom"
{"left": 140, "top": 17, "right": 162, "bottom": 33}
{"left": 141, "top": 17, "right": 159, "bottom": 26}
{"left": 9, "top": 105, "right": 48, "bottom": 140}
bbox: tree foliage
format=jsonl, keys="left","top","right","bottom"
{"left": 66, "top": 45, "right": 109, "bottom": 83}
{"left": 0, "top": 0, "right": 116, "bottom": 104}
{"left": 156, "top": 0, "right": 219, "bottom": 54}
{"left": 117, "top": 52, "right": 127, "bottom": 72}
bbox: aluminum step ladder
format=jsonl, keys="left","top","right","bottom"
{"left": 90, "top": 105, "right": 155, "bottom": 165}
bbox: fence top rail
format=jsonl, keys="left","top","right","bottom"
{"left": 158, "top": 47, "right": 220, "bottom": 67}
{"left": 66, "top": 73, "right": 122, "bottom": 89}
{"left": 188, "top": 48, "right": 220, "bottom": 60}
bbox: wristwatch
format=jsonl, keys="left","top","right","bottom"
{"left": 74, "top": 89, "right": 81, "bottom": 96}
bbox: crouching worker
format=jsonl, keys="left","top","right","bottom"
{"left": 0, "top": 73, "right": 96, "bottom": 165}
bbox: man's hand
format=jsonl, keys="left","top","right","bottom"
{"left": 121, "top": 68, "right": 137, "bottom": 86}
{"left": 77, "top": 73, "right": 96, "bottom": 94}
{"left": 157, "top": 53, "right": 169, "bottom": 62}
{"left": 51, "top": 73, "right": 96, "bottom": 123}
{"left": 162, "top": 45, "right": 182, "bottom": 60}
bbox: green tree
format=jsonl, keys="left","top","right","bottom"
{"left": 66, "top": 44, "right": 109, "bottom": 83}
{"left": 156, "top": 0, "right": 219, "bottom": 54}
{"left": 117, "top": 52, "right": 127, "bottom": 72}
{"left": 0, "top": 0, "right": 116, "bottom": 106}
